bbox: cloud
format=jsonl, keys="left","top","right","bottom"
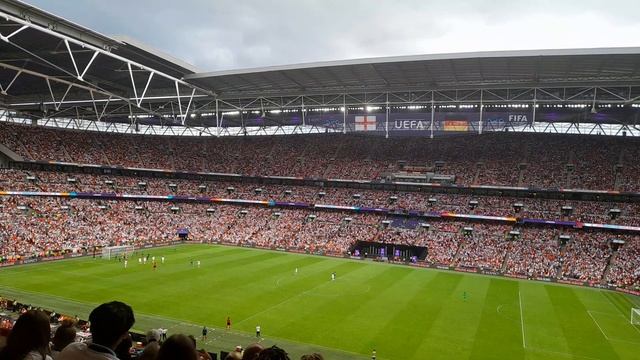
{"left": 25, "top": 0, "right": 640, "bottom": 72}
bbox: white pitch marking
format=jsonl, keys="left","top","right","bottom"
{"left": 235, "top": 278, "right": 334, "bottom": 326}
{"left": 587, "top": 310, "right": 609, "bottom": 340}
{"left": 526, "top": 346, "right": 602, "bottom": 360}
{"left": 519, "top": 290, "right": 527, "bottom": 349}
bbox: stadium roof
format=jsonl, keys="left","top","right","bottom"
{"left": 186, "top": 47, "right": 640, "bottom": 98}
{"left": 0, "top": 0, "right": 199, "bottom": 77}
{"left": 1, "top": 0, "right": 640, "bottom": 137}
{"left": 0, "top": 0, "right": 211, "bottom": 123}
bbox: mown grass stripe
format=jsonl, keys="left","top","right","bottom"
{"left": 469, "top": 279, "right": 525, "bottom": 360}
{"left": 0, "top": 245, "right": 637, "bottom": 360}
{"left": 546, "top": 286, "right": 621, "bottom": 360}
{"left": 366, "top": 271, "right": 463, "bottom": 360}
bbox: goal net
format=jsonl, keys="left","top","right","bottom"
{"left": 632, "top": 308, "right": 640, "bottom": 325}
{"left": 101, "top": 245, "right": 135, "bottom": 260}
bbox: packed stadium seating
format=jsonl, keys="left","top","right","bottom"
{"left": 1, "top": 122, "right": 639, "bottom": 292}
{"left": 2, "top": 122, "right": 640, "bottom": 192}
{"left": 2, "top": 169, "right": 639, "bottom": 226}
{"left": 0, "top": 191, "right": 638, "bottom": 289}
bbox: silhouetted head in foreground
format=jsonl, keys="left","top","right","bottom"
{"left": 89, "top": 301, "right": 135, "bottom": 350}
{"left": 0, "top": 310, "right": 51, "bottom": 360}
{"left": 256, "top": 345, "right": 290, "bottom": 360}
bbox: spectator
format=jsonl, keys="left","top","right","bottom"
{"left": 138, "top": 329, "right": 161, "bottom": 360}
{"left": 242, "top": 344, "right": 264, "bottom": 360}
{"left": 300, "top": 354, "right": 324, "bottom": 360}
{"left": 113, "top": 334, "right": 132, "bottom": 360}
{"left": 156, "top": 334, "right": 199, "bottom": 360}
{"left": 50, "top": 322, "right": 77, "bottom": 359}
{"left": 256, "top": 346, "right": 290, "bottom": 360}
{"left": 57, "top": 301, "right": 135, "bottom": 360}
{"left": 0, "top": 310, "right": 52, "bottom": 360}
{"left": 225, "top": 350, "right": 242, "bottom": 360}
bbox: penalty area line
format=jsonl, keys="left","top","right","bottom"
{"left": 586, "top": 310, "right": 609, "bottom": 340}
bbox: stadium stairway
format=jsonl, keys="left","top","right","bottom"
{"left": 552, "top": 264, "right": 562, "bottom": 280}
{"left": 613, "top": 149, "right": 625, "bottom": 190}
{"left": 166, "top": 139, "right": 177, "bottom": 171}
{"left": 60, "top": 143, "right": 73, "bottom": 163}
{"left": 319, "top": 140, "right": 348, "bottom": 178}
{"left": 600, "top": 250, "right": 618, "bottom": 285}
{"left": 473, "top": 162, "right": 482, "bottom": 184}
{"left": 614, "top": 166, "right": 624, "bottom": 191}
{"left": 553, "top": 239, "right": 567, "bottom": 280}
{"left": 501, "top": 249, "right": 511, "bottom": 273}
{"left": 199, "top": 143, "right": 207, "bottom": 172}
{"left": 451, "top": 234, "right": 466, "bottom": 266}
{"left": 13, "top": 137, "right": 33, "bottom": 161}
{"left": 564, "top": 163, "right": 574, "bottom": 188}
{"left": 129, "top": 143, "right": 146, "bottom": 168}
{"left": 517, "top": 167, "right": 524, "bottom": 187}
{"left": 96, "top": 141, "right": 111, "bottom": 166}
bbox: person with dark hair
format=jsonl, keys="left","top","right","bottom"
{"left": 113, "top": 334, "right": 132, "bottom": 360}
{"left": 241, "top": 343, "right": 263, "bottom": 360}
{"left": 156, "top": 334, "right": 198, "bottom": 360}
{"left": 138, "top": 329, "right": 161, "bottom": 360}
{"left": 187, "top": 335, "right": 197, "bottom": 348}
{"left": 57, "top": 301, "right": 135, "bottom": 360}
{"left": 300, "top": 354, "right": 324, "bottom": 360}
{"left": 0, "top": 310, "right": 52, "bottom": 360}
{"left": 50, "top": 322, "right": 77, "bottom": 359}
{"left": 255, "top": 346, "right": 290, "bottom": 360}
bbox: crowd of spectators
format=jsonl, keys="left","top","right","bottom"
{"left": 559, "top": 231, "right": 612, "bottom": 284}
{"left": 505, "top": 227, "right": 561, "bottom": 279}
{"left": 604, "top": 235, "right": 640, "bottom": 289}
{"left": 2, "top": 168, "right": 639, "bottom": 227}
{"left": 2, "top": 122, "right": 640, "bottom": 192}
{"left": 425, "top": 232, "right": 462, "bottom": 265}
{"left": 2, "top": 122, "right": 639, "bottom": 359}
{"left": 1, "top": 123, "right": 640, "bottom": 289}
{"left": 453, "top": 224, "right": 512, "bottom": 272}
{"left": 1, "top": 193, "right": 638, "bottom": 287}
{"left": 0, "top": 300, "right": 300, "bottom": 360}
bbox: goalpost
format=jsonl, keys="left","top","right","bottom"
{"left": 632, "top": 308, "right": 640, "bottom": 326}
{"left": 101, "top": 245, "right": 135, "bottom": 260}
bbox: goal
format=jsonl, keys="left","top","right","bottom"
{"left": 101, "top": 245, "right": 135, "bottom": 260}
{"left": 632, "top": 308, "right": 640, "bottom": 326}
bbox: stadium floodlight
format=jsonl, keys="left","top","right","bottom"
{"left": 632, "top": 308, "right": 640, "bottom": 325}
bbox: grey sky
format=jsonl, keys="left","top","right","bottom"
{"left": 25, "top": 0, "right": 640, "bottom": 72}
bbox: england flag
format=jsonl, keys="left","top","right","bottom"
{"left": 355, "top": 115, "right": 377, "bottom": 131}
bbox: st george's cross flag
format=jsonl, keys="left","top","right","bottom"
{"left": 355, "top": 115, "right": 377, "bottom": 131}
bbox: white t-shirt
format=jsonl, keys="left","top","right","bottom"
{"left": 56, "top": 342, "right": 118, "bottom": 360}
{"left": 256, "top": 326, "right": 261, "bottom": 332}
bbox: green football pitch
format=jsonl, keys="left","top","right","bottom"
{"left": 0, "top": 244, "right": 639, "bottom": 360}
